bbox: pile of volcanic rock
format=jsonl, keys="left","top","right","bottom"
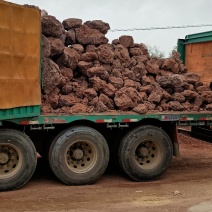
{"left": 41, "top": 14, "right": 212, "bottom": 114}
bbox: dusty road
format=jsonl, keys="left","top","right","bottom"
{"left": 0, "top": 134, "right": 212, "bottom": 212}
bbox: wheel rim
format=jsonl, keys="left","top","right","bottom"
{"left": 65, "top": 140, "right": 97, "bottom": 173}
{"left": 134, "top": 139, "right": 163, "bottom": 170}
{"left": 0, "top": 144, "right": 23, "bottom": 179}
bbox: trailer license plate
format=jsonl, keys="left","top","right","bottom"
{"left": 162, "top": 115, "right": 180, "bottom": 121}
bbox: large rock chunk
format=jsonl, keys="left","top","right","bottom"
{"left": 148, "top": 87, "right": 163, "bottom": 103}
{"left": 157, "top": 74, "right": 186, "bottom": 88}
{"left": 172, "top": 93, "right": 185, "bottom": 103}
{"left": 206, "top": 104, "right": 212, "bottom": 111}
{"left": 133, "top": 104, "right": 147, "bottom": 114}
{"left": 146, "top": 60, "right": 160, "bottom": 75}
{"left": 119, "top": 35, "right": 134, "bottom": 48}
{"left": 58, "top": 93, "right": 82, "bottom": 107}
{"left": 60, "top": 67, "right": 73, "bottom": 80}
{"left": 65, "top": 30, "right": 76, "bottom": 46}
{"left": 61, "top": 82, "right": 73, "bottom": 95}
{"left": 83, "top": 88, "right": 98, "bottom": 100}
{"left": 139, "top": 85, "right": 153, "bottom": 94}
{"left": 87, "top": 66, "right": 109, "bottom": 80}
{"left": 182, "top": 90, "right": 198, "bottom": 100}
{"left": 70, "top": 103, "right": 87, "bottom": 113}
{"left": 114, "top": 92, "right": 133, "bottom": 110}
{"left": 62, "top": 18, "right": 82, "bottom": 30}
{"left": 201, "top": 91, "right": 212, "bottom": 103}
{"left": 41, "top": 34, "right": 50, "bottom": 58}
{"left": 48, "top": 37, "right": 64, "bottom": 56}
{"left": 81, "top": 52, "right": 98, "bottom": 62}
{"left": 41, "top": 10, "right": 48, "bottom": 17}
{"left": 129, "top": 47, "right": 143, "bottom": 56}
{"left": 184, "top": 73, "right": 201, "bottom": 84}
{"left": 84, "top": 20, "right": 110, "bottom": 34}
{"left": 102, "top": 83, "right": 116, "bottom": 97}
{"left": 42, "top": 58, "right": 61, "bottom": 94}
{"left": 89, "top": 77, "right": 115, "bottom": 97}
{"left": 162, "top": 58, "right": 179, "bottom": 74}
{"left": 76, "top": 25, "right": 108, "bottom": 45}
{"left": 78, "top": 61, "right": 93, "bottom": 75}
{"left": 108, "top": 77, "right": 124, "bottom": 89}
{"left": 57, "top": 47, "right": 80, "bottom": 69}
{"left": 196, "top": 85, "right": 210, "bottom": 93}
{"left": 99, "top": 94, "right": 114, "bottom": 110}
{"left": 114, "top": 44, "right": 130, "bottom": 63}
{"left": 48, "top": 91, "right": 59, "bottom": 109}
{"left": 71, "top": 44, "right": 84, "bottom": 54}
{"left": 41, "top": 15, "right": 64, "bottom": 38}
{"left": 89, "top": 77, "right": 107, "bottom": 92}
{"left": 131, "top": 62, "right": 147, "bottom": 80}
{"left": 97, "top": 44, "right": 114, "bottom": 64}
{"left": 115, "top": 87, "right": 144, "bottom": 108}
{"left": 122, "top": 69, "right": 136, "bottom": 81}
{"left": 168, "top": 101, "right": 184, "bottom": 111}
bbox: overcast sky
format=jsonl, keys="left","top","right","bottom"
{"left": 9, "top": 0, "right": 212, "bottom": 57}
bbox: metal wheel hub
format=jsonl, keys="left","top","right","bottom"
{"left": 0, "top": 152, "right": 10, "bottom": 165}
{"left": 73, "top": 149, "right": 84, "bottom": 160}
{"left": 66, "top": 141, "right": 97, "bottom": 173}
{"left": 135, "top": 139, "right": 162, "bottom": 169}
{"left": 0, "top": 144, "right": 23, "bottom": 179}
{"left": 139, "top": 147, "right": 148, "bottom": 157}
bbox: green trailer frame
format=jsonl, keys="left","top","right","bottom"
{"left": 3, "top": 112, "right": 212, "bottom": 127}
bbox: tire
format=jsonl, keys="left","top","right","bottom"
{"left": 49, "top": 126, "right": 109, "bottom": 185}
{"left": 0, "top": 129, "right": 37, "bottom": 191}
{"left": 118, "top": 125, "right": 173, "bottom": 181}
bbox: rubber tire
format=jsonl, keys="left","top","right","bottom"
{"left": 49, "top": 126, "right": 109, "bottom": 185}
{"left": 0, "top": 129, "right": 37, "bottom": 191}
{"left": 118, "top": 125, "right": 173, "bottom": 181}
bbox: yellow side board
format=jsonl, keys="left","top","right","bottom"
{"left": 185, "top": 41, "right": 212, "bottom": 86}
{"left": 0, "top": 1, "right": 41, "bottom": 109}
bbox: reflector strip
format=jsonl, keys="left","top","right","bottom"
{"left": 20, "top": 121, "right": 29, "bottom": 125}
{"left": 96, "top": 119, "right": 112, "bottom": 123}
{"left": 200, "top": 117, "right": 212, "bottom": 120}
{"left": 122, "top": 119, "right": 138, "bottom": 122}
{"left": 20, "top": 120, "right": 39, "bottom": 125}
{"left": 180, "top": 117, "right": 194, "bottom": 121}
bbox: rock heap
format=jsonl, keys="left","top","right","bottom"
{"left": 41, "top": 14, "right": 212, "bottom": 114}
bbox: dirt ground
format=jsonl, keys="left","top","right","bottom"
{"left": 0, "top": 133, "right": 212, "bottom": 212}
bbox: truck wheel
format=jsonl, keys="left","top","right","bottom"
{"left": 49, "top": 126, "right": 109, "bottom": 185}
{"left": 118, "top": 125, "right": 173, "bottom": 181}
{"left": 0, "top": 129, "right": 37, "bottom": 191}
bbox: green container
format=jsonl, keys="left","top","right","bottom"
{"left": 177, "top": 30, "right": 212, "bottom": 63}
{"left": 0, "top": 105, "right": 40, "bottom": 121}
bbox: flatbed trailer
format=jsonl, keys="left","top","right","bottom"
{"left": 0, "top": 1, "right": 212, "bottom": 191}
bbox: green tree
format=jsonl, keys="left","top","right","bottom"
{"left": 147, "top": 45, "right": 165, "bottom": 58}
{"left": 169, "top": 46, "right": 177, "bottom": 57}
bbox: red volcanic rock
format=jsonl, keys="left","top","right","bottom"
{"left": 84, "top": 20, "right": 110, "bottom": 34}
{"left": 76, "top": 25, "right": 108, "bottom": 45}
{"left": 62, "top": 18, "right": 82, "bottom": 30}
{"left": 119, "top": 35, "right": 134, "bottom": 48}
{"left": 57, "top": 47, "right": 80, "bottom": 69}
{"left": 41, "top": 15, "right": 64, "bottom": 38}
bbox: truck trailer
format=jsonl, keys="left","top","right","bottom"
{"left": 0, "top": 1, "right": 212, "bottom": 191}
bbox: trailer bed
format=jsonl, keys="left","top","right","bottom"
{"left": 3, "top": 111, "right": 211, "bottom": 126}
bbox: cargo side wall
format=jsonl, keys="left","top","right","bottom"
{"left": 178, "top": 31, "right": 212, "bottom": 86}
{"left": 185, "top": 41, "right": 212, "bottom": 86}
{"left": 0, "top": 1, "right": 41, "bottom": 120}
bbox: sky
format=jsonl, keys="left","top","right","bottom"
{"left": 8, "top": 0, "right": 212, "bottom": 57}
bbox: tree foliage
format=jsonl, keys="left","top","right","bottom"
{"left": 147, "top": 45, "right": 165, "bottom": 58}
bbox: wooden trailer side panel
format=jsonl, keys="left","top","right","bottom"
{"left": 185, "top": 41, "right": 212, "bottom": 86}
{"left": 0, "top": 1, "right": 41, "bottom": 109}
